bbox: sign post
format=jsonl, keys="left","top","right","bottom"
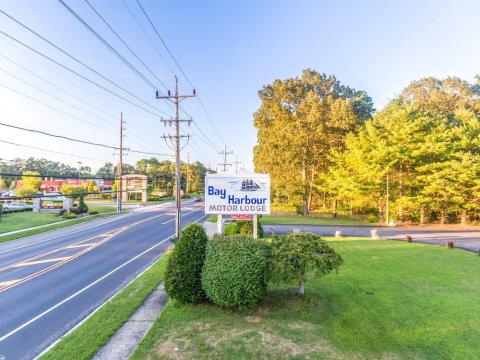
{"left": 205, "top": 172, "right": 270, "bottom": 238}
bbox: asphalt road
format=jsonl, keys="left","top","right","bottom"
{"left": 264, "top": 224, "right": 480, "bottom": 253}
{"left": 0, "top": 201, "right": 207, "bottom": 360}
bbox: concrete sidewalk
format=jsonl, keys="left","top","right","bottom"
{"left": 93, "top": 283, "right": 169, "bottom": 360}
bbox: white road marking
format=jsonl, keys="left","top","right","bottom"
{"left": 0, "top": 208, "right": 173, "bottom": 255}
{"left": 0, "top": 235, "right": 172, "bottom": 343}
{"left": 12, "top": 257, "right": 72, "bottom": 267}
{"left": 0, "top": 209, "right": 207, "bottom": 343}
{"left": 0, "top": 214, "right": 130, "bottom": 255}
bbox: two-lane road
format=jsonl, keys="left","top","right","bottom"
{"left": 0, "top": 201, "right": 207, "bottom": 359}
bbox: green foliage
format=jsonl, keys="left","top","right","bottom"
{"left": 164, "top": 223, "right": 208, "bottom": 303}
{"left": 223, "top": 221, "right": 264, "bottom": 237}
{"left": 89, "top": 210, "right": 99, "bottom": 215}
{"left": 64, "top": 213, "right": 77, "bottom": 219}
{"left": 78, "top": 196, "right": 88, "bottom": 214}
{"left": 202, "top": 234, "right": 270, "bottom": 308}
{"left": 254, "top": 69, "right": 374, "bottom": 215}
{"left": 223, "top": 223, "right": 237, "bottom": 235}
{"left": 269, "top": 233, "right": 343, "bottom": 287}
{"left": 236, "top": 220, "right": 264, "bottom": 238}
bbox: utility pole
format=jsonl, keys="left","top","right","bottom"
{"left": 117, "top": 113, "right": 125, "bottom": 214}
{"left": 157, "top": 77, "right": 195, "bottom": 239}
{"left": 233, "top": 156, "right": 241, "bottom": 174}
{"left": 218, "top": 145, "right": 233, "bottom": 172}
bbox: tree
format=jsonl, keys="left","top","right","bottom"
{"left": 95, "top": 162, "right": 114, "bottom": 178}
{"left": 268, "top": 233, "right": 343, "bottom": 295}
{"left": 254, "top": 69, "right": 374, "bottom": 215}
{"left": 17, "top": 171, "right": 41, "bottom": 197}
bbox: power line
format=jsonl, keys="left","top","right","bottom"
{"left": 136, "top": 0, "right": 194, "bottom": 89}
{"left": 0, "top": 122, "right": 172, "bottom": 157}
{"left": 0, "top": 53, "right": 118, "bottom": 123}
{"left": 83, "top": 0, "right": 169, "bottom": 92}
{"left": 0, "top": 11, "right": 168, "bottom": 116}
{"left": 119, "top": 0, "right": 176, "bottom": 76}
{"left": 0, "top": 81, "right": 112, "bottom": 131}
{"left": 58, "top": 0, "right": 157, "bottom": 90}
{"left": 0, "top": 68, "right": 116, "bottom": 129}
{"left": 0, "top": 139, "right": 110, "bottom": 163}
{"left": 134, "top": 1, "right": 230, "bottom": 152}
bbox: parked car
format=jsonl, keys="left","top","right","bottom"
{"left": 11, "top": 202, "right": 33, "bottom": 210}
{"left": 193, "top": 196, "right": 204, "bottom": 203}
{"left": 2, "top": 203, "right": 22, "bottom": 212}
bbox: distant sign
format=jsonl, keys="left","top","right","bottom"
{"left": 205, "top": 173, "right": 270, "bottom": 215}
{"left": 41, "top": 199, "right": 64, "bottom": 209}
{"left": 231, "top": 214, "right": 253, "bottom": 220}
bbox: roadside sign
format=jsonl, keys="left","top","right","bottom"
{"left": 231, "top": 214, "right": 253, "bottom": 220}
{"left": 205, "top": 173, "right": 270, "bottom": 215}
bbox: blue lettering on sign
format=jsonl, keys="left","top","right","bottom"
{"left": 228, "top": 195, "right": 267, "bottom": 205}
{"left": 208, "top": 186, "right": 226, "bottom": 199}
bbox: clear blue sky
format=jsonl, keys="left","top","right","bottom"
{"left": 1, "top": 0, "right": 479, "bottom": 173}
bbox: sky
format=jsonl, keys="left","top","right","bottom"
{"left": 1, "top": 0, "right": 479, "bottom": 174}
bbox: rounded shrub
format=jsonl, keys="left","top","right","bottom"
{"left": 164, "top": 223, "right": 208, "bottom": 303}
{"left": 268, "top": 232, "right": 343, "bottom": 293}
{"left": 202, "top": 234, "right": 270, "bottom": 308}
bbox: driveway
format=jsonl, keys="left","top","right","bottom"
{"left": 263, "top": 224, "right": 480, "bottom": 253}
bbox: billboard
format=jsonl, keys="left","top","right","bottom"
{"left": 205, "top": 173, "right": 270, "bottom": 215}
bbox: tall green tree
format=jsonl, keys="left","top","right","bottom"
{"left": 254, "top": 69, "right": 374, "bottom": 215}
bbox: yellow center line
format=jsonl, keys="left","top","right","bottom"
{"left": 12, "top": 257, "right": 72, "bottom": 267}
{"left": 0, "top": 213, "right": 171, "bottom": 293}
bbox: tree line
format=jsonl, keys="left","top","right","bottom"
{"left": 254, "top": 69, "right": 480, "bottom": 224}
{"left": 1, "top": 157, "right": 212, "bottom": 197}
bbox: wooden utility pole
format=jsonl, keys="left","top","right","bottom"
{"left": 157, "top": 77, "right": 195, "bottom": 239}
{"left": 117, "top": 113, "right": 125, "bottom": 214}
{"left": 218, "top": 145, "right": 233, "bottom": 172}
{"left": 233, "top": 156, "right": 241, "bottom": 173}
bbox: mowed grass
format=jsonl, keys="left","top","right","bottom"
{"left": 208, "top": 212, "right": 370, "bottom": 226}
{"left": 0, "top": 211, "right": 61, "bottom": 233}
{"left": 41, "top": 253, "right": 170, "bottom": 360}
{"left": 131, "top": 238, "right": 480, "bottom": 360}
{"left": 261, "top": 214, "right": 368, "bottom": 226}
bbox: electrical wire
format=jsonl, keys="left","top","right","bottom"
{"left": 0, "top": 11, "right": 168, "bottom": 116}
{"left": 0, "top": 81, "right": 112, "bottom": 131}
{"left": 0, "top": 122, "right": 172, "bottom": 157}
{"left": 134, "top": 1, "right": 231, "bottom": 152}
{"left": 0, "top": 139, "right": 110, "bottom": 163}
{"left": 83, "top": 0, "right": 169, "bottom": 92}
{"left": 0, "top": 68, "right": 117, "bottom": 129}
{"left": 0, "top": 53, "right": 118, "bottom": 123}
{"left": 58, "top": 0, "right": 157, "bottom": 90}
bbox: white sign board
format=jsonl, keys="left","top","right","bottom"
{"left": 205, "top": 173, "right": 270, "bottom": 215}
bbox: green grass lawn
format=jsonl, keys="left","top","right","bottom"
{"left": 132, "top": 238, "right": 480, "bottom": 360}
{"left": 208, "top": 212, "right": 370, "bottom": 226}
{"left": 41, "top": 254, "right": 170, "bottom": 360}
{"left": 0, "top": 212, "right": 61, "bottom": 233}
{"left": 87, "top": 205, "right": 117, "bottom": 213}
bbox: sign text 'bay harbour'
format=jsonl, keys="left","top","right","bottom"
{"left": 204, "top": 173, "right": 270, "bottom": 215}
